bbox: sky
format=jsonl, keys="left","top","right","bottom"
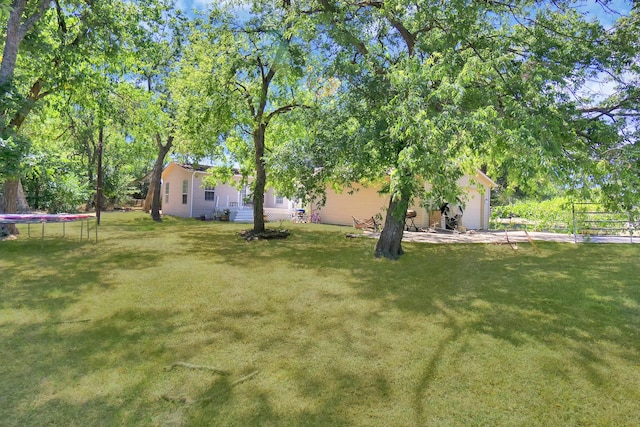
{"left": 173, "top": 0, "right": 634, "bottom": 28}
{"left": 174, "top": 0, "right": 634, "bottom": 17}
{"left": 576, "top": 0, "right": 633, "bottom": 27}
{"left": 175, "top": 0, "right": 211, "bottom": 14}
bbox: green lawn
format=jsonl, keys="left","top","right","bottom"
{"left": 1, "top": 212, "right": 639, "bottom": 426}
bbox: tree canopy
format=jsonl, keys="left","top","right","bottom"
{"left": 173, "top": 0, "right": 316, "bottom": 233}
{"left": 0, "top": 0, "right": 637, "bottom": 258}
{"left": 274, "top": 0, "right": 639, "bottom": 258}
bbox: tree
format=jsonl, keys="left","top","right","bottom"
{"left": 18, "top": 80, "right": 158, "bottom": 215}
{"left": 0, "top": 0, "right": 48, "bottom": 89}
{"left": 0, "top": 0, "right": 48, "bottom": 233}
{"left": 174, "top": 1, "right": 313, "bottom": 233}
{"left": 127, "top": 1, "right": 189, "bottom": 222}
{"left": 19, "top": 110, "right": 91, "bottom": 213}
{"left": 298, "top": 0, "right": 638, "bottom": 259}
{"left": 1, "top": 0, "right": 150, "bottom": 232}
{"left": 586, "top": 5, "right": 639, "bottom": 214}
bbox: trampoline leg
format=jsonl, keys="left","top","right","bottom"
{"left": 41, "top": 222, "right": 45, "bottom": 250}
{"left": 81, "top": 220, "right": 84, "bottom": 240}
{"left": 28, "top": 223, "right": 31, "bottom": 238}
{"left": 63, "top": 222, "right": 66, "bottom": 238}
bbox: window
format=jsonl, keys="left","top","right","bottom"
{"left": 275, "top": 194, "right": 284, "bottom": 205}
{"left": 182, "top": 180, "right": 188, "bottom": 205}
{"left": 164, "top": 182, "right": 169, "bottom": 204}
{"left": 240, "top": 185, "right": 250, "bottom": 206}
{"left": 204, "top": 186, "right": 215, "bottom": 201}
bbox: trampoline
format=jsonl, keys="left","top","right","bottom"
{"left": 0, "top": 213, "right": 97, "bottom": 245}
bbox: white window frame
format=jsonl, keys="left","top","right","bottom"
{"left": 182, "top": 180, "right": 188, "bottom": 205}
{"left": 204, "top": 185, "right": 215, "bottom": 201}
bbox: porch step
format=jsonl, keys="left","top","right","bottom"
{"left": 233, "top": 209, "right": 254, "bottom": 223}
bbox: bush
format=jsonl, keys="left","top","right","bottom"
{"left": 26, "top": 172, "right": 89, "bottom": 213}
{"left": 491, "top": 198, "right": 574, "bottom": 232}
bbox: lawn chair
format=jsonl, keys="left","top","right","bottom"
{"left": 291, "top": 209, "right": 307, "bottom": 223}
{"left": 352, "top": 216, "right": 380, "bottom": 232}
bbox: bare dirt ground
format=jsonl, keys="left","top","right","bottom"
{"left": 363, "top": 229, "right": 639, "bottom": 244}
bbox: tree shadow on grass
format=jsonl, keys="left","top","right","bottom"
{"left": 0, "top": 307, "right": 181, "bottom": 425}
{"left": 182, "top": 228, "right": 640, "bottom": 424}
{"left": 0, "top": 239, "right": 167, "bottom": 314}
{"left": 188, "top": 365, "right": 390, "bottom": 426}
{"left": 230, "top": 234, "right": 640, "bottom": 355}
{"left": 353, "top": 242, "right": 640, "bottom": 424}
{"left": 179, "top": 225, "right": 380, "bottom": 274}
{"left": 7, "top": 219, "right": 631, "bottom": 425}
{"left": 182, "top": 226, "right": 639, "bottom": 350}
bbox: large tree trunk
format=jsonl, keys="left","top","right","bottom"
{"left": 0, "top": 0, "right": 27, "bottom": 88}
{"left": 252, "top": 124, "right": 266, "bottom": 233}
{"left": 0, "top": 0, "right": 48, "bottom": 87}
{"left": 0, "top": 1, "right": 48, "bottom": 236}
{"left": 374, "top": 195, "right": 410, "bottom": 260}
{"left": 0, "top": 79, "right": 45, "bottom": 235}
{"left": 16, "top": 179, "right": 29, "bottom": 211}
{"left": 1, "top": 179, "right": 20, "bottom": 235}
{"left": 143, "top": 179, "right": 154, "bottom": 213}
{"left": 148, "top": 134, "right": 173, "bottom": 221}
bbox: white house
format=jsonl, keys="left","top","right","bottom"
{"left": 161, "top": 162, "right": 295, "bottom": 222}
{"left": 162, "top": 162, "right": 495, "bottom": 229}
{"left": 309, "top": 171, "right": 496, "bottom": 230}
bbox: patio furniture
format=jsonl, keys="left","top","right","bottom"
{"left": 292, "top": 209, "right": 307, "bottom": 223}
{"left": 352, "top": 216, "right": 380, "bottom": 232}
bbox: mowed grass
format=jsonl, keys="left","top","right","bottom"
{"left": 1, "top": 212, "right": 639, "bottom": 426}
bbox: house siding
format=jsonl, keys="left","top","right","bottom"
{"left": 162, "top": 164, "right": 191, "bottom": 218}
{"left": 162, "top": 162, "right": 493, "bottom": 227}
{"left": 189, "top": 172, "right": 217, "bottom": 218}
{"left": 312, "top": 184, "right": 388, "bottom": 226}
{"left": 161, "top": 162, "right": 296, "bottom": 219}
{"left": 264, "top": 188, "right": 290, "bottom": 209}
{"left": 313, "top": 173, "right": 493, "bottom": 230}
{"left": 456, "top": 175, "right": 492, "bottom": 230}
{"left": 312, "top": 185, "right": 439, "bottom": 229}
{"left": 459, "top": 188, "right": 483, "bottom": 230}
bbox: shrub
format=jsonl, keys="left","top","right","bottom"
{"left": 491, "top": 198, "right": 574, "bottom": 232}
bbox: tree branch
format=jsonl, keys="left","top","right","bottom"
{"left": 235, "top": 82, "right": 256, "bottom": 117}
{"left": 18, "top": 0, "right": 50, "bottom": 41}
{"left": 8, "top": 77, "right": 51, "bottom": 129}
{"left": 54, "top": 0, "right": 67, "bottom": 33}
{"left": 265, "top": 103, "right": 309, "bottom": 125}
{"left": 317, "top": 0, "right": 369, "bottom": 56}
{"left": 389, "top": 18, "right": 415, "bottom": 56}
{"left": 579, "top": 95, "right": 640, "bottom": 120}
{"left": 354, "top": 1, "right": 417, "bottom": 56}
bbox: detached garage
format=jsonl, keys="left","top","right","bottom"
{"left": 310, "top": 171, "right": 496, "bottom": 231}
